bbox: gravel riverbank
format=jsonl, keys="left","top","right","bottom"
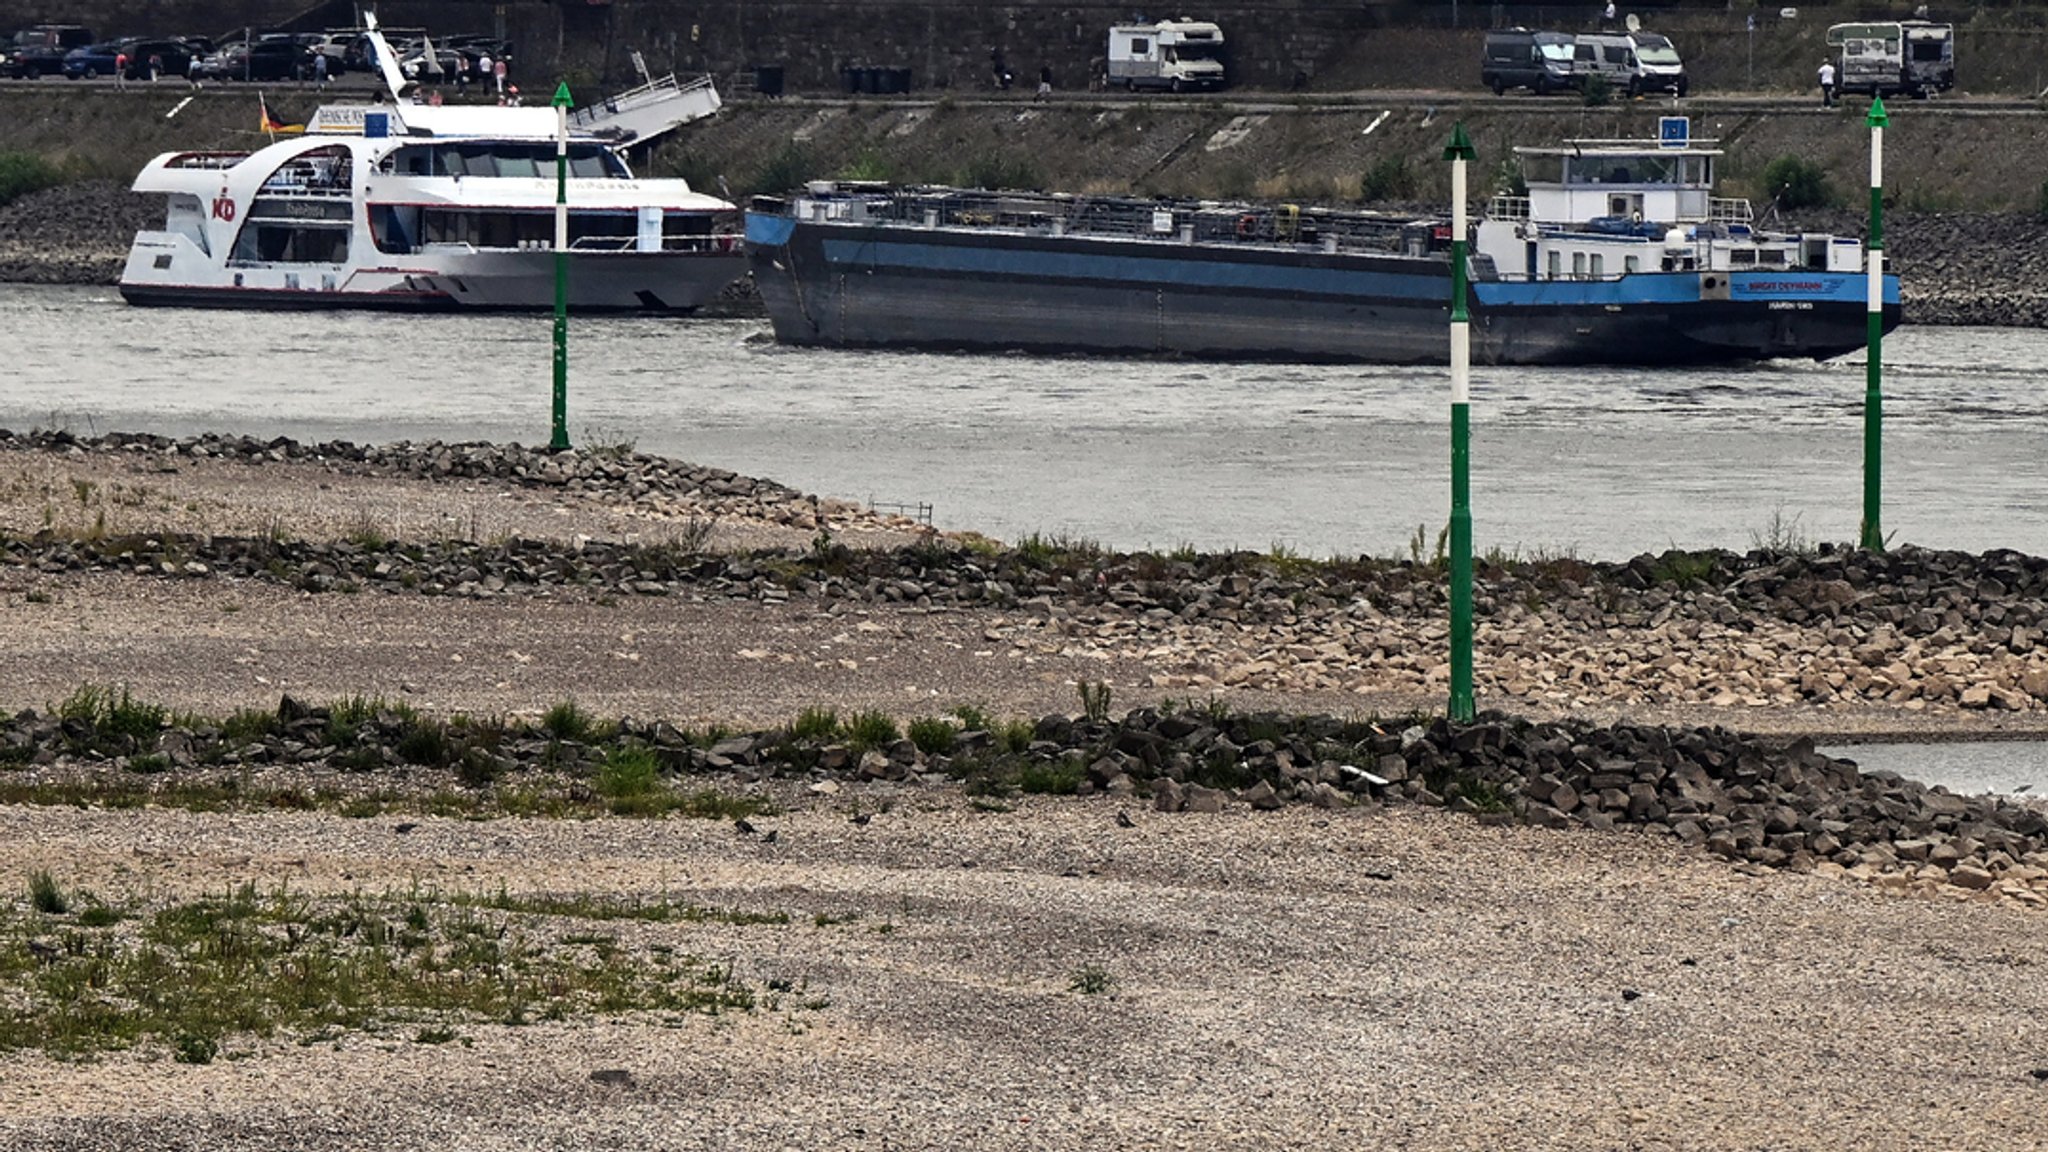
{"left": 5, "top": 432, "right": 2048, "bottom": 1150}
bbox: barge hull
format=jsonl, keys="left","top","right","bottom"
{"left": 748, "top": 216, "right": 1899, "bottom": 366}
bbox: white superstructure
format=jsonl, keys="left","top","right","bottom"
{"left": 1474, "top": 124, "right": 1865, "bottom": 285}
{"left": 120, "top": 16, "right": 742, "bottom": 312}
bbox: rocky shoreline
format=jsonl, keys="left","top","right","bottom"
{"left": 9, "top": 429, "right": 2048, "bottom": 1149}
{"left": 7, "top": 428, "right": 2048, "bottom": 909}
{"left": 6, "top": 181, "right": 2048, "bottom": 326}
{"left": 9, "top": 430, "right": 2048, "bottom": 724}
{"left": 11, "top": 685, "right": 2048, "bottom": 907}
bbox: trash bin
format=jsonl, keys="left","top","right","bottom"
{"left": 886, "top": 66, "right": 912, "bottom": 93}
{"left": 754, "top": 64, "right": 783, "bottom": 96}
{"left": 859, "top": 65, "right": 881, "bottom": 94}
{"left": 841, "top": 65, "right": 862, "bottom": 93}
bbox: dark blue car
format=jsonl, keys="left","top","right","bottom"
{"left": 59, "top": 40, "right": 124, "bottom": 79}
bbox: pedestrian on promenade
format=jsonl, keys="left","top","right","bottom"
{"left": 1036, "top": 64, "right": 1052, "bottom": 101}
{"left": 493, "top": 56, "right": 508, "bottom": 96}
{"left": 1818, "top": 59, "right": 1837, "bottom": 107}
{"left": 113, "top": 50, "right": 128, "bottom": 90}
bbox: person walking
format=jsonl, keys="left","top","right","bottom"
{"left": 113, "top": 50, "right": 128, "bottom": 90}
{"left": 313, "top": 51, "right": 329, "bottom": 88}
{"left": 1036, "top": 64, "right": 1052, "bottom": 101}
{"left": 1818, "top": 58, "right": 1837, "bottom": 107}
{"left": 148, "top": 52, "right": 162, "bottom": 82}
{"left": 492, "top": 56, "right": 508, "bottom": 97}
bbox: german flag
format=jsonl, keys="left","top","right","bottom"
{"left": 259, "top": 94, "right": 304, "bottom": 137}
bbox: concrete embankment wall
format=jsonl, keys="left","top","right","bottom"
{"left": 10, "top": 0, "right": 2048, "bottom": 97}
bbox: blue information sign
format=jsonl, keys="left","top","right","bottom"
{"left": 1659, "top": 116, "right": 1689, "bottom": 148}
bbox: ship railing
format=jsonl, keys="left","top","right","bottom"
{"left": 865, "top": 186, "right": 1418, "bottom": 253}
{"left": 567, "top": 72, "right": 718, "bottom": 127}
{"left": 1488, "top": 195, "right": 1531, "bottom": 221}
{"left": 1708, "top": 198, "right": 1753, "bottom": 224}
{"left": 163, "top": 151, "right": 250, "bottom": 171}
{"left": 533, "top": 234, "right": 744, "bottom": 253}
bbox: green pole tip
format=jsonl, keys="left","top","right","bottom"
{"left": 551, "top": 80, "right": 573, "bottom": 108}
{"left": 1442, "top": 122, "right": 1475, "bottom": 163}
{"left": 1866, "top": 95, "right": 1888, "bottom": 128}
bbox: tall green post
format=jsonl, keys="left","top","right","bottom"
{"left": 1860, "top": 96, "right": 1887, "bottom": 550}
{"left": 550, "top": 81, "right": 573, "bottom": 452}
{"left": 1443, "top": 123, "right": 1476, "bottom": 723}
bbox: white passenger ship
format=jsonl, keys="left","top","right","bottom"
{"left": 119, "top": 20, "right": 743, "bottom": 313}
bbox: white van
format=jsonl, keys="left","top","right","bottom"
{"left": 1571, "top": 31, "right": 1688, "bottom": 96}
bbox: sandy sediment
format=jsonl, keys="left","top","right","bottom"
{"left": 3, "top": 435, "right": 2048, "bottom": 1150}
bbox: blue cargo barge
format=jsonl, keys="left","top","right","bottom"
{"left": 745, "top": 125, "right": 1900, "bottom": 366}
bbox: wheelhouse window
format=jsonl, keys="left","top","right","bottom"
{"left": 382, "top": 142, "right": 628, "bottom": 179}
{"left": 371, "top": 207, "right": 731, "bottom": 253}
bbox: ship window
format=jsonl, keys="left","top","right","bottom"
{"left": 229, "top": 221, "right": 349, "bottom": 264}
{"left": 1571, "top": 251, "right": 1587, "bottom": 277}
{"left": 1590, "top": 254, "right": 1604, "bottom": 277}
{"left": 1547, "top": 250, "right": 1562, "bottom": 277}
{"left": 1624, "top": 255, "right": 1640, "bottom": 274}
{"left": 419, "top": 209, "right": 642, "bottom": 249}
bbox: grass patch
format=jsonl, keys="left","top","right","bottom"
{"left": 0, "top": 152, "right": 65, "bottom": 208}
{"left": 791, "top": 706, "right": 840, "bottom": 742}
{"left": 0, "top": 880, "right": 803, "bottom": 1059}
{"left": 843, "top": 710, "right": 899, "bottom": 754}
{"left": 1068, "top": 964, "right": 1115, "bottom": 995}
{"left": 906, "top": 716, "right": 956, "bottom": 756}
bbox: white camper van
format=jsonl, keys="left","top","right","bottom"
{"left": 1826, "top": 20, "right": 1954, "bottom": 98}
{"left": 1106, "top": 20, "right": 1225, "bottom": 92}
{"left": 1571, "top": 28, "right": 1689, "bottom": 96}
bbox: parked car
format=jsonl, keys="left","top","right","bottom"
{"left": 60, "top": 40, "right": 125, "bottom": 79}
{"left": 120, "top": 38, "right": 203, "bottom": 80}
{"left": 5, "top": 24, "right": 94, "bottom": 79}
{"left": 305, "top": 31, "right": 353, "bottom": 72}
{"left": 203, "top": 39, "right": 314, "bottom": 82}
{"left": 399, "top": 46, "right": 468, "bottom": 83}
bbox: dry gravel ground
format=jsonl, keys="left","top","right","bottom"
{"left": 3, "top": 444, "right": 2048, "bottom": 1150}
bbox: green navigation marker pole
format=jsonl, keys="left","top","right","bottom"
{"left": 1443, "top": 123, "right": 1476, "bottom": 723}
{"left": 1860, "top": 96, "right": 1888, "bottom": 551}
{"left": 550, "top": 80, "right": 573, "bottom": 452}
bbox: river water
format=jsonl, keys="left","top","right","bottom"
{"left": 4, "top": 284, "right": 2042, "bottom": 561}
{"left": 5, "top": 283, "right": 2046, "bottom": 790}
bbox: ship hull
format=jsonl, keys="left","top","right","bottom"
{"left": 121, "top": 234, "right": 745, "bottom": 314}
{"left": 746, "top": 214, "right": 1901, "bottom": 366}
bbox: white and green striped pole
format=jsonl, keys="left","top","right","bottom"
{"left": 1443, "top": 123, "right": 1476, "bottom": 723}
{"left": 550, "top": 80, "right": 573, "bottom": 452}
{"left": 1860, "top": 96, "right": 1887, "bottom": 551}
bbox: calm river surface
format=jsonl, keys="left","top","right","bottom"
{"left": 3, "top": 283, "right": 2042, "bottom": 561}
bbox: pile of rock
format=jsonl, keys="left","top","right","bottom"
{"left": 0, "top": 428, "right": 909, "bottom": 536}
{"left": 0, "top": 180, "right": 156, "bottom": 285}
{"left": 7, "top": 696, "right": 2043, "bottom": 904}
